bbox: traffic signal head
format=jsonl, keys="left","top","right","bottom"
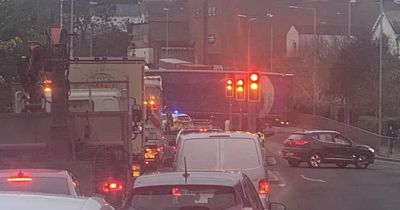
{"left": 43, "top": 79, "right": 52, "bottom": 94}
{"left": 226, "top": 79, "right": 234, "bottom": 97}
{"left": 235, "top": 79, "right": 246, "bottom": 101}
{"left": 248, "top": 73, "right": 261, "bottom": 102}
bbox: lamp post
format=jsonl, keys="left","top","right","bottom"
{"left": 378, "top": 0, "right": 384, "bottom": 135}
{"left": 266, "top": 13, "right": 274, "bottom": 71}
{"left": 163, "top": 8, "right": 170, "bottom": 58}
{"left": 60, "top": 0, "right": 64, "bottom": 27}
{"left": 238, "top": 14, "right": 257, "bottom": 69}
{"left": 289, "top": 6, "right": 317, "bottom": 115}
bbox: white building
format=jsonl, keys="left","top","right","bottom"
{"left": 286, "top": 25, "right": 349, "bottom": 57}
{"left": 372, "top": 0, "right": 400, "bottom": 56}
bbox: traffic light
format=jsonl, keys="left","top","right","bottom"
{"left": 43, "top": 79, "right": 52, "bottom": 94}
{"left": 248, "top": 72, "right": 261, "bottom": 102}
{"left": 235, "top": 79, "right": 246, "bottom": 101}
{"left": 225, "top": 79, "right": 234, "bottom": 97}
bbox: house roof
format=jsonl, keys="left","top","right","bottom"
{"left": 383, "top": 0, "right": 400, "bottom": 34}
{"left": 292, "top": 25, "right": 348, "bottom": 36}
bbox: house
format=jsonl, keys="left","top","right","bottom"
{"left": 286, "top": 25, "right": 349, "bottom": 57}
{"left": 372, "top": 0, "right": 400, "bottom": 56}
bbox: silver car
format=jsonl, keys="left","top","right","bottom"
{"left": 173, "top": 132, "right": 275, "bottom": 208}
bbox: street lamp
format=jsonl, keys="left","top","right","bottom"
{"left": 163, "top": 8, "right": 170, "bottom": 58}
{"left": 238, "top": 14, "right": 257, "bottom": 69}
{"left": 60, "top": 0, "right": 65, "bottom": 27}
{"left": 266, "top": 12, "right": 274, "bottom": 71}
{"left": 289, "top": 5, "right": 317, "bottom": 115}
{"left": 70, "top": 0, "right": 74, "bottom": 58}
{"left": 378, "top": 0, "right": 384, "bottom": 135}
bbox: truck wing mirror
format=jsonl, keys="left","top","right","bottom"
{"left": 131, "top": 104, "right": 142, "bottom": 123}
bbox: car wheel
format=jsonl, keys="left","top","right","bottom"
{"left": 336, "top": 162, "right": 347, "bottom": 168}
{"left": 355, "top": 153, "right": 370, "bottom": 169}
{"left": 308, "top": 153, "right": 322, "bottom": 168}
{"left": 288, "top": 159, "right": 301, "bottom": 167}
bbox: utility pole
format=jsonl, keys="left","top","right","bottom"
{"left": 89, "top": 1, "right": 98, "bottom": 57}
{"left": 60, "top": 0, "right": 64, "bottom": 27}
{"left": 69, "top": 0, "right": 74, "bottom": 59}
{"left": 378, "top": 0, "right": 384, "bottom": 135}
{"left": 267, "top": 13, "right": 274, "bottom": 71}
{"left": 163, "top": 8, "right": 170, "bottom": 58}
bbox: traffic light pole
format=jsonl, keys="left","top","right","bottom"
{"left": 49, "top": 27, "right": 71, "bottom": 161}
{"left": 248, "top": 103, "right": 257, "bottom": 133}
{"left": 229, "top": 98, "right": 233, "bottom": 130}
{"left": 239, "top": 102, "right": 243, "bottom": 131}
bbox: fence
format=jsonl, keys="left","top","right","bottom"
{"left": 292, "top": 112, "right": 400, "bottom": 158}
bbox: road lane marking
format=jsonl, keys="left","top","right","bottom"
{"left": 300, "top": 175, "right": 327, "bottom": 183}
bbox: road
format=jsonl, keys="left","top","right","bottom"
{"left": 267, "top": 132, "right": 400, "bottom": 210}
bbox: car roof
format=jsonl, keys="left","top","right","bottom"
{"left": 180, "top": 131, "right": 258, "bottom": 140}
{"left": 134, "top": 171, "right": 244, "bottom": 188}
{"left": 294, "top": 130, "right": 339, "bottom": 135}
{"left": 0, "top": 169, "right": 69, "bottom": 178}
{"left": 0, "top": 192, "right": 112, "bottom": 210}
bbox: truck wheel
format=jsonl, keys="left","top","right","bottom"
{"left": 355, "top": 153, "right": 369, "bottom": 169}
{"left": 308, "top": 153, "right": 322, "bottom": 168}
{"left": 288, "top": 159, "right": 301, "bottom": 167}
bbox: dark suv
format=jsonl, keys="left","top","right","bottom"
{"left": 281, "top": 130, "right": 375, "bottom": 169}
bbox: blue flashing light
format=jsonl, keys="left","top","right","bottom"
{"left": 174, "top": 110, "right": 179, "bottom": 114}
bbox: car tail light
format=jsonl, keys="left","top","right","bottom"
{"left": 103, "top": 181, "right": 123, "bottom": 192}
{"left": 258, "top": 179, "right": 270, "bottom": 194}
{"left": 173, "top": 146, "right": 177, "bottom": 153}
{"left": 7, "top": 171, "right": 32, "bottom": 183}
{"left": 172, "top": 187, "right": 182, "bottom": 197}
{"left": 294, "top": 140, "right": 309, "bottom": 146}
{"left": 7, "top": 177, "right": 32, "bottom": 183}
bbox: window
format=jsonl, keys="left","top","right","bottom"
{"left": 317, "top": 133, "right": 335, "bottom": 143}
{"left": 179, "top": 139, "right": 219, "bottom": 170}
{"left": 131, "top": 185, "right": 238, "bottom": 210}
{"left": 333, "top": 134, "right": 351, "bottom": 146}
{"left": 287, "top": 134, "right": 305, "bottom": 140}
{"left": 220, "top": 139, "right": 260, "bottom": 170}
{"left": 243, "top": 178, "right": 263, "bottom": 210}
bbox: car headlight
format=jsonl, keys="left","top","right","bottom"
{"left": 368, "top": 147, "right": 375, "bottom": 153}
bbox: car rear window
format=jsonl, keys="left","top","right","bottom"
{"left": 287, "top": 134, "right": 306, "bottom": 140}
{"left": 220, "top": 139, "right": 260, "bottom": 170}
{"left": 179, "top": 139, "right": 219, "bottom": 170}
{"left": 0, "top": 177, "right": 70, "bottom": 195}
{"left": 130, "top": 185, "right": 238, "bottom": 210}
{"left": 179, "top": 138, "right": 260, "bottom": 170}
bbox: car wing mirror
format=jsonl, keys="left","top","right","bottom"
{"left": 268, "top": 202, "right": 287, "bottom": 210}
{"left": 266, "top": 156, "right": 277, "bottom": 166}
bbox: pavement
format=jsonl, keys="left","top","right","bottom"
{"left": 266, "top": 132, "right": 400, "bottom": 210}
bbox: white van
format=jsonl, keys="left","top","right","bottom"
{"left": 173, "top": 132, "right": 274, "bottom": 207}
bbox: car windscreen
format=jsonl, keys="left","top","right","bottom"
{"left": 0, "top": 177, "right": 70, "bottom": 195}
{"left": 130, "top": 185, "right": 238, "bottom": 210}
{"left": 179, "top": 139, "right": 219, "bottom": 170}
{"left": 179, "top": 138, "right": 260, "bottom": 170}
{"left": 220, "top": 139, "right": 260, "bottom": 170}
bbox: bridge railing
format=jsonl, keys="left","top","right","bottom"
{"left": 292, "top": 112, "right": 400, "bottom": 158}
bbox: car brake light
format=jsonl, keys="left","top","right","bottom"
{"left": 294, "top": 140, "right": 309, "bottom": 146}
{"left": 172, "top": 187, "right": 182, "bottom": 197}
{"left": 7, "top": 177, "right": 32, "bottom": 182}
{"left": 7, "top": 171, "right": 32, "bottom": 183}
{"left": 103, "top": 181, "right": 123, "bottom": 192}
{"left": 258, "top": 179, "right": 270, "bottom": 194}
